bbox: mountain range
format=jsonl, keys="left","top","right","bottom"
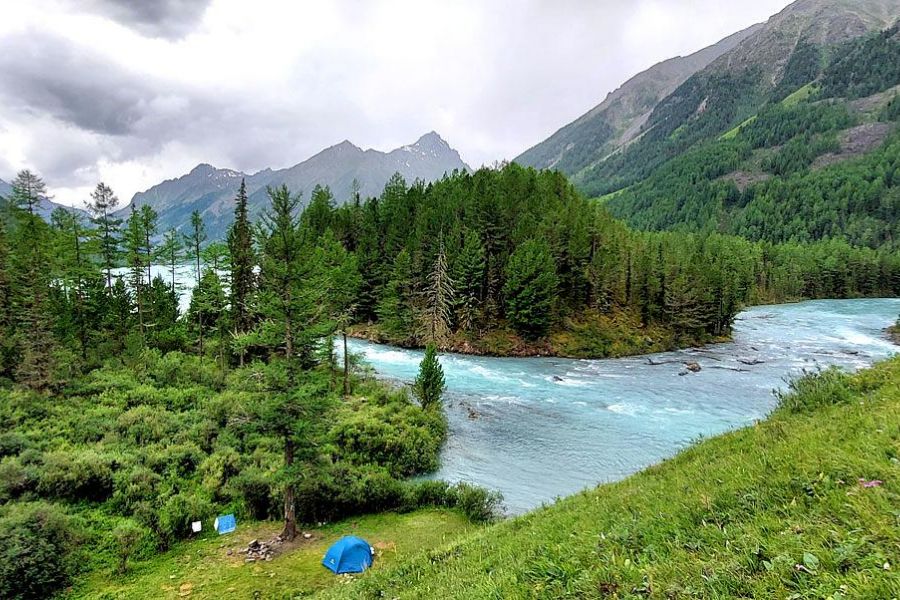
{"left": 123, "top": 131, "right": 469, "bottom": 240}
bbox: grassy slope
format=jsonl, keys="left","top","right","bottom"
{"left": 68, "top": 509, "right": 475, "bottom": 600}
{"left": 321, "top": 357, "right": 900, "bottom": 599}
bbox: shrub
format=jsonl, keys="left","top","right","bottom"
{"left": 775, "top": 367, "right": 854, "bottom": 413}
{"left": 0, "top": 432, "right": 29, "bottom": 457}
{"left": 37, "top": 449, "right": 115, "bottom": 502}
{"left": 111, "top": 465, "right": 162, "bottom": 514}
{"left": 0, "top": 502, "right": 82, "bottom": 600}
{"left": 0, "top": 457, "right": 38, "bottom": 501}
{"left": 451, "top": 482, "right": 504, "bottom": 523}
{"left": 112, "top": 520, "right": 150, "bottom": 574}
{"left": 156, "top": 491, "right": 214, "bottom": 548}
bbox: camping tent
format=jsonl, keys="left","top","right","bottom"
{"left": 322, "top": 536, "right": 374, "bottom": 574}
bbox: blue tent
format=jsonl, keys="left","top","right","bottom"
{"left": 322, "top": 536, "right": 373, "bottom": 574}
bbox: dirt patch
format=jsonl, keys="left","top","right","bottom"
{"left": 717, "top": 170, "right": 772, "bottom": 192}
{"left": 812, "top": 122, "right": 895, "bottom": 170}
{"left": 848, "top": 84, "right": 900, "bottom": 116}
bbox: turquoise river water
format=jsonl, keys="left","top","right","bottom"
{"left": 347, "top": 299, "right": 900, "bottom": 514}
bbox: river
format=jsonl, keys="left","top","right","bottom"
{"left": 346, "top": 298, "right": 900, "bottom": 514}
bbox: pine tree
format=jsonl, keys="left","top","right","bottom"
{"left": 86, "top": 183, "right": 121, "bottom": 290}
{"left": 377, "top": 249, "right": 415, "bottom": 341}
{"left": 227, "top": 179, "right": 256, "bottom": 360}
{"left": 139, "top": 205, "right": 158, "bottom": 286}
{"left": 257, "top": 184, "right": 311, "bottom": 540}
{"left": 413, "top": 343, "right": 445, "bottom": 409}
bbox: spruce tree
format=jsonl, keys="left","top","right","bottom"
{"left": 124, "top": 206, "right": 147, "bottom": 343}
{"left": 452, "top": 230, "right": 485, "bottom": 331}
{"left": 157, "top": 228, "right": 182, "bottom": 293}
{"left": 413, "top": 343, "right": 445, "bottom": 410}
{"left": 503, "top": 239, "right": 558, "bottom": 339}
{"left": 227, "top": 179, "right": 256, "bottom": 359}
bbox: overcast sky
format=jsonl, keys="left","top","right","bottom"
{"left": 0, "top": 0, "right": 792, "bottom": 207}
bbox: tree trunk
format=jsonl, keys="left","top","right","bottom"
{"left": 281, "top": 436, "right": 297, "bottom": 541}
{"left": 343, "top": 330, "right": 350, "bottom": 396}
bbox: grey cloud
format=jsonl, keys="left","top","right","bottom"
{"left": 0, "top": 31, "right": 155, "bottom": 135}
{"left": 80, "top": 0, "right": 213, "bottom": 39}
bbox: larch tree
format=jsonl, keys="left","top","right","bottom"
{"left": 86, "top": 182, "right": 121, "bottom": 290}
{"left": 184, "top": 211, "right": 207, "bottom": 355}
{"left": 9, "top": 171, "right": 57, "bottom": 389}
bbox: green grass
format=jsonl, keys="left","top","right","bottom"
{"left": 66, "top": 509, "right": 475, "bottom": 599}
{"left": 720, "top": 115, "right": 758, "bottom": 140}
{"left": 781, "top": 83, "right": 818, "bottom": 107}
{"left": 320, "top": 357, "right": 900, "bottom": 599}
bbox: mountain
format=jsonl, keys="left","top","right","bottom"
{"left": 125, "top": 131, "right": 469, "bottom": 240}
{"left": 0, "top": 178, "right": 11, "bottom": 199}
{"left": 515, "top": 23, "right": 763, "bottom": 173}
{"left": 516, "top": 0, "right": 900, "bottom": 249}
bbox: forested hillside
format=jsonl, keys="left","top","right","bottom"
{"left": 604, "top": 25, "right": 900, "bottom": 248}
{"left": 518, "top": 0, "right": 900, "bottom": 251}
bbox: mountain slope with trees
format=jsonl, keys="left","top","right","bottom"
{"left": 515, "top": 23, "right": 762, "bottom": 173}
{"left": 516, "top": 0, "right": 900, "bottom": 251}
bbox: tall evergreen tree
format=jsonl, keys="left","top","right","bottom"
{"left": 413, "top": 343, "right": 445, "bottom": 410}
{"left": 139, "top": 204, "right": 158, "bottom": 285}
{"left": 157, "top": 228, "right": 182, "bottom": 293}
{"left": 503, "top": 239, "right": 558, "bottom": 339}
{"left": 124, "top": 205, "right": 147, "bottom": 343}
{"left": 86, "top": 182, "right": 121, "bottom": 290}
{"left": 184, "top": 211, "right": 207, "bottom": 355}
{"left": 421, "top": 236, "right": 455, "bottom": 345}
{"left": 9, "top": 171, "right": 58, "bottom": 389}
{"left": 227, "top": 179, "right": 256, "bottom": 359}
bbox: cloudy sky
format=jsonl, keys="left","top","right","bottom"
{"left": 0, "top": 0, "right": 792, "bottom": 207}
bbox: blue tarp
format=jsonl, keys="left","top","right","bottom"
{"left": 214, "top": 514, "right": 236, "bottom": 534}
{"left": 322, "top": 536, "right": 373, "bottom": 574}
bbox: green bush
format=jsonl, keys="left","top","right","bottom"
{"left": 156, "top": 491, "right": 214, "bottom": 548}
{"left": 111, "top": 465, "right": 162, "bottom": 515}
{"left": 451, "top": 482, "right": 504, "bottom": 523}
{"left": 0, "top": 457, "right": 38, "bottom": 501}
{"left": 37, "top": 449, "right": 115, "bottom": 502}
{"left": 775, "top": 367, "right": 854, "bottom": 413}
{"left": 0, "top": 502, "right": 83, "bottom": 600}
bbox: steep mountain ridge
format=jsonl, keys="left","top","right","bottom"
{"left": 515, "top": 23, "right": 762, "bottom": 173}
{"left": 124, "top": 131, "right": 469, "bottom": 240}
{"left": 518, "top": 0, "right": 900, "bottom": 200}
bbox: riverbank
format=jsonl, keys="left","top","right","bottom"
{"left": 889, "top": 317, "right": 900, "bottom": 344}
{"left": 350, "top": 308, "right": 724, "bottom": 359}
{"left": 64, "top": 509, "right": 476, "bottom": 599}
{"left": 320, "top": 355, "right": 900, "bottom": 599}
